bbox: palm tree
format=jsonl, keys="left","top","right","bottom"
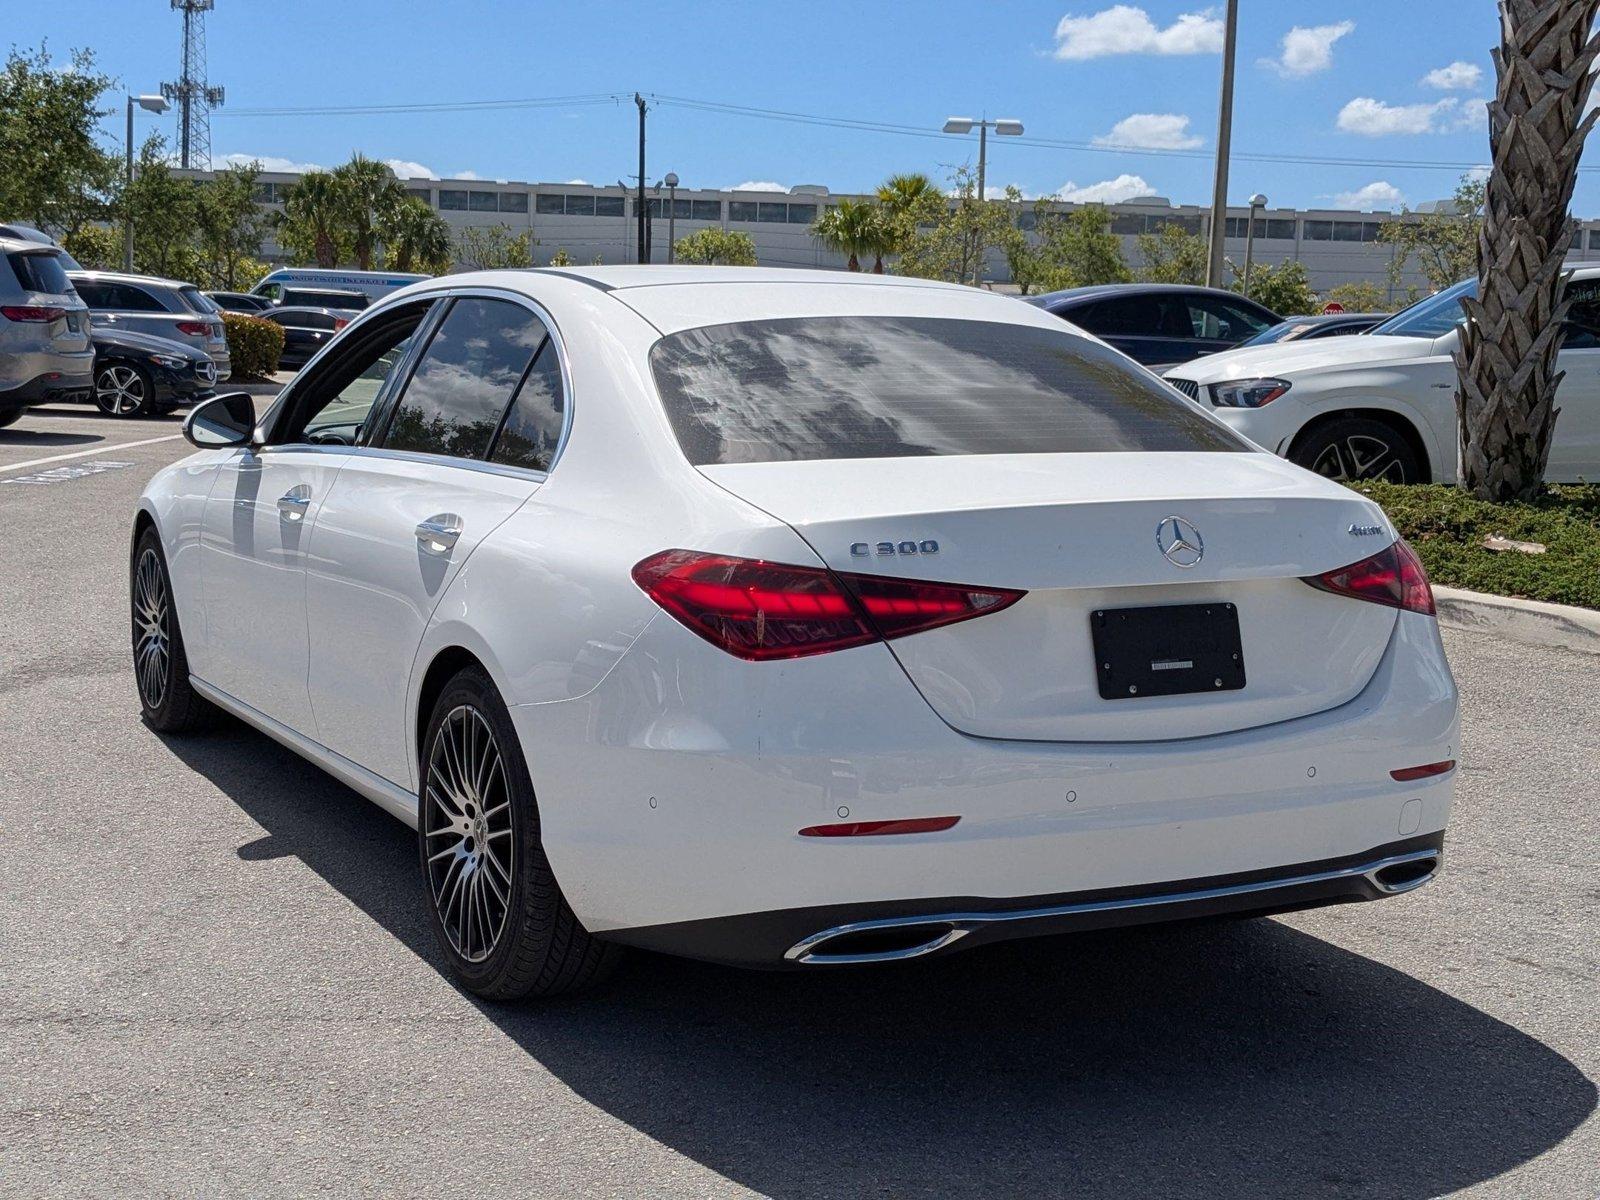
{"left": 874, "top": 172, "right": 936, "bottom": 263}
{"left": 1456, "top": 0, "right": 1600, "bottom": 499}
{"left": 811, "top": 198, "right": 881, "bottom": 272}
{"left": 278, "top": 170, "right": 346, "bottom": 268}
{"left": 382, "top": 196, "right": 452, "bottom": 273}
{"left": 332, "top": 153, "right": 404, "bottom": 270}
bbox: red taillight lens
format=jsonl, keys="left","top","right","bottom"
{"left": 799, "top": 816, "right": 962, "bottom": 837}
{"left": 175, "top": 320, "right": 210, "bottom": 336}
{"left": 1391, "top": 759, "right": 1455, "bottom": 782}
{"left": 631, "top": 549, "right": 1024, "bottom": 661}
{"left": 1304, "top": 539, "right": 1434, "bottom": 615}
{"left": 1, "top": 305, "right": 66, "bottom": 323}
{"left": 333, "top": 317, "right": 350, "bottom": 331}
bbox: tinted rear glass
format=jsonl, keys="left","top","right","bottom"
{"left": 649, "top": 316, "right": 1248, "bottom": 465}
{"left": 8, "top": 251, "right": 74, "bottom": 297}
{"left": 178, "top": 286, "right": 219, "bottom": 313}
{"left": 284, "top": 288, "right": 369, "bottom": 309}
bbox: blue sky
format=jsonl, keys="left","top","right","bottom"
{"left": 16, "top": 1, "right": 1579, "bottom": 213}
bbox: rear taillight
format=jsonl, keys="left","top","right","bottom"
{"left": 1, "top": 305, "right": 66, "bottom": 323}
{"left": 1304, "top": 539, "right": 1434, "bottom": 615}
{"left": 631, "top": 549, "right": 1024, "bottom": 661}
{"left": 175, "top": 320, "right": 210, "bottom": 336}
{"left": 333, "top": 317, "right": 350, "bottom": 331}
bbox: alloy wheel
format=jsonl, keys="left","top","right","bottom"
{"left": 96, "top": 365, "right": 147, "bottom": 416}
{"left": 422, "top": 705, "right": 515, "bottom": 964}
{"left": 1309, "top": 434, "right": 1411, "bottom": 483}
{"left": 133, "top": 548, "right": 170, "bottom": 709}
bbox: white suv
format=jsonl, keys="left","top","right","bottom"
{"left": 1165, "top": 269, "right": 1600, "bottom": 484}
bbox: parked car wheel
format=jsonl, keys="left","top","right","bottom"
{"left": 0, "top": 409, "right": 22, "bottom": 429}
{"left": 418, "top": 666, "right": 622, "bottom": 1000}
{"left": 96, "top": 363, "right": 154, "bottom": 418}
{"left": 132, "top": 526, "right": 217, "bottom": 732}
{"left": 1291, "top": 416, "right": 1423, "bottom": 484}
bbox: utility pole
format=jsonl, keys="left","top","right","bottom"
{"left": 665, "top": 172, "right": 679, "bottom": 263}
{"left": 1205, "top": 0, "right": 1239, "bottom": 288}
{"left": 635, "top": 93, "right": 648, "bottom": 264}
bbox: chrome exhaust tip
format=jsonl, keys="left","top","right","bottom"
{"left": 785, "top": 920, "right": 970, "bottom": 965}
{"left": 1363, "top": 849, "right": 1442, "bottom": 894}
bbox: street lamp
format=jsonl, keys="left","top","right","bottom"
{"left": 124, "top": 93, "right": 170, "bottom": 271}
{"left": 1243, "top": 192, "right": 1267, "bottom": 297}
{"left": 941, "top": 116, "right": 1023, "bottom": 285}
{"left": 664, "top": 172, "right": 679, "bottom": 263}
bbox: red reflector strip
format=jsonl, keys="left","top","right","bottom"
{"left": 1390, "top": 759, "right": 1456, "bottom": 782}
{"left": 798, "top": 816, "right": 961, "bottom": 838}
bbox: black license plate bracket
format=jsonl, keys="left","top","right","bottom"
{"left": 1091, "top": 603, "right": 1246, "bottom": 700}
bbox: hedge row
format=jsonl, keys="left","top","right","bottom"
{"left": 222, "top": 312, "right": 284, "bottom": 380}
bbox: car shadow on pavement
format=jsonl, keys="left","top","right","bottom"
{"left": 0, "top": 428, "right": 102, "bottom": 446}
{"left": 167, "top": 724, "right": 1596, "bottom": 1200}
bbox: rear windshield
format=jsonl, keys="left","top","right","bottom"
{"left": 178, "top": 286, "right": 219, "bottom": 314}
{"left": 284, "top": 288, "right": 369, "bottom": 309}
{"left": 648, "top": 316, "right": 1248, "bottom": 465}
{"left": 8, "top": 250, "right": 75, "bottom": 297}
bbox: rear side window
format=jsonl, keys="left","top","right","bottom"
{"left": 9, "top": 251, "right": 74, "bottom": 296}
{"left": 489, "top": 336, "right": 564, "bottom": 472}
{"left": 649, "top": 316, "right": 1248, "bottom": 466}
{"left": 382, "top": 297, "right": 543, "bottom": 460}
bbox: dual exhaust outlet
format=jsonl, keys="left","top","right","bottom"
{"left": 783, "top": 848, "right": 1442, "bottom": 966}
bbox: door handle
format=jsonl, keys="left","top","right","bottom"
{"left": 415, "top": 515, "right": 463, "bottom": 554}
{"left": 277, "top": 487, "right": 312, "bottom": 521}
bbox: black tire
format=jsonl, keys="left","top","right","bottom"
{"left": 0, "top": 409, "right": 22, "bottom": 429}
{"left": 132, "top": 525, "right": 217, "bottom": 733}
{"left": 95, "top": 362, "right": 156, "bottom": 418}
{"left": 418, "top": 666, "right": 622, "bottom": 1000}
{"left": 1290, "top": 416, "right": 1424, "bottom": 484}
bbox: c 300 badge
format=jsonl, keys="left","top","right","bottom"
{"left": 850, "top": 540, "right": 939, "bottom": 558}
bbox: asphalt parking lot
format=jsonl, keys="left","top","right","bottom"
{"left": 1, "top": 398, "right": 1596, "bottom": 1199}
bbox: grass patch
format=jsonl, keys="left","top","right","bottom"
{"left": 1347, "top": 481, "right": 1600, "bottom": 610}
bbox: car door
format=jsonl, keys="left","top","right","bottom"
{"left": 304, "top": 292, "right": 565, "bottom": 788}
{"left": 196, "top": 304, "right": 428, "bottom": 731}
{"left": 1065, "top": 294, "right": 1178, "bottom": 365}
{"left": 1548, "top": 279, "right": 1600, "bottom": 480}
{"left": 1182, "top": 294, "right": 1277, "bottom": 358}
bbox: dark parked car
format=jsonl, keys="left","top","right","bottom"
{"left": 90, "top": 326, "right": 217, "bottom": 417}
{"left": 1238, "top": 312, "right": 1387, "bottom": 347}
{"left": 280, "top": 286, "right": 368, "bottom": 310}
{"left": 1027, "top": 284, "right": 1280, "bottom": 369}
{"left": 206, "top": 290, "right": 273, "bottom": 314}
{"left": 263, "top": 306, "right": 358, "bottom": 368}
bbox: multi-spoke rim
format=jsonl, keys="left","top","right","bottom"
{"left": 422, "top": 705, "right": 514, "bottom": 964}
{"left": 133, "top": 548, "right": 170, "bottom": 710}
{"left": 96, "top": 365, "right": 147, "bottom": 416}
{"left": 1310, "top": 433, "right": 1411, "bottom": 483}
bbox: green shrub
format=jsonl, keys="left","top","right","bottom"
{"left": 223, "top": 311, "right": 284, "bottom": 380}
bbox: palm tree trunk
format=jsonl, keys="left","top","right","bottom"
{"left": 847, "top": 253, "right": 859, "bottom": 272}
{"left": 1456, "top": 0, "right": 1600, "bottom": 500}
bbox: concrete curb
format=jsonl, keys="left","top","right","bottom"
{"left": 1433, "top": 585, "right": 1600, "bottom": 657}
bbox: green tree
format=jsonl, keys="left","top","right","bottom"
{"left": 547, "top": 247, "right": 573, "bottom": 267}
{"left": 381, "top": 195, "right": 451, "bottom": 273}
{"left": 1135, "top": 221, "right": 1208, "bottom": 285}
{"left": 811, "top": 198, "right": 886, "bottom": 271}
{"left": 1032, "top": 204, "right": 1131, "bottom": 290}
{"left": 1323, "top": 281, "right": 1392, "bottom": 313}
{"left": 673, "top": 227, "right": 757, "bottom": 265}
{"left": 195, "top": 161, "right": 269, "bottom": 289}
{"left": 61, "top": 223, "right": 121, "bottom": 270}
{"left": 277, "top": 170, "right": 347, "bottom": 267}
{"left": 332, "top": 154, "right": 404, "bottom": 270}
{"left": 894, "top": 166, "right": 1020, "bottom": 286}
{"left": 1379, "top": 175, "right": 1484, "bottom": 293}
{"left": 1231, "top": 258, "right": 1318, "bottom": 315}
{"left": 455, "top": 223, "right": 533, "bottom": 269}
{"left": 0, "top": 45, "right": 118, "bottom": 233}
{"left": 874, "top": 171, "right": 939, "bottom": 256}
{"left": 123, "top": 137, "right": 203, "bottom": 279}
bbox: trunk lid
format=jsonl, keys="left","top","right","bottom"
{"left": 701, "top": 451, "right": 1400, "bottom": 742}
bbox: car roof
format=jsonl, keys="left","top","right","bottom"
{"left": 524, "top": 264, "right": 974, "bottom": 293}
{"left": 267, "top": 305, "right": 361, "bottom": 316}
{"left": 68, "top": 269, "right": 189, "bottom": 289}
{"left": 0, "top": 234, "right": 68, "bottom": 254}
{"left": 1029, "top": 283, "right": 1255, "bottom": 307}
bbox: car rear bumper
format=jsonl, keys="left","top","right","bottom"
{"left": 511, "top": 609, "right": 1458, "bottom": 964}
{"left": 0, "top": 367, "right": 94, "bottom": 408}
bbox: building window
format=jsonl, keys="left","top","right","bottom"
{"left": 691, "top": 199, "right": 721, "bottom": 221}
{"left": 729, "top": 201, "right": 759, "bottom": 222}
{"left": 535, "top": 193, "right": 565, "bottom": 215}
{"left": 1112, "top": 214, "right": 1146, "bottom": 236}
{"left": 596, "top": 195, "right": 625, "bottom": 217}
{"left": 439, "top": 190, "right": 469, "bottom": 211}
{"left": 469, "top": 191, "right": 499, "bottom": 212}
{"left": 405, "top": 187, "right": 432, "bottom": 206}
{"left": 499, "top": 192, "right": 528, "bottom": 214}
{"left": 1266, "top": 218, "right": 1297, "bottom": 240}
{"left": 757, "top": 202, "right": 787, "bottom": 223}
{"left": 1331, "top": 221, "right": 1364, "bottom": 242}
{"left": 1302, "top": 219, "right": 1334, "bottom": 241}
{"left": 251, "top": 182, "right": 278, "bottom": 203}
{"left": 786, "top": 203, "right": 816, "bottom": 224}
{"left": 565, "top": 194, "right": 595, "bottom": 215}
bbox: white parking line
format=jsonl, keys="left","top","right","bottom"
{"left": 0, "top": 434, "right": 184, "bottom": 476}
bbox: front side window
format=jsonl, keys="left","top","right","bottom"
{"left": 283, "top": 303, "right": 433, "bottom": 445}
{"left": 382, "top": 297, "right": 544, "bottom": 461}
{"left": 649, "top": 316, "right": 1248, "bottom": 466}
{"left": 1186, "top": 296, "right": 1273, "bottom": 341}
{"left": 1371, "top": 280, "right": 1474, "bottom": 339}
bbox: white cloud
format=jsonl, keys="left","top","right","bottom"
{"left": 1333, "top": 181, "right": 1405, "bottom": 210}
{"left": 221, "top": 152, "right": 323, "bottom": 173}
{"left": 1093, "top": 112, "right": 1202, "bottom": 150}
{"left": 1447, "top": 96, "right": 1490, "bottom": 132}
{"left": 1056, "top": 174, "right": 1156, "bottom": 203}
{"left": 1465, "top": 164, "right": 1492, "bottom": 183}
{"left": 384, "top": 158, "right": 436, "bottom": 179}
{"left": 1264, "top": 21, "right": 1354, "bottom": 77}
{"left": 565, "top": 178, "right": 591, "bottom": 186}
{"left": 730, "top": 180, "right": 788, "bottom": 192}
{"left": 1336, "top": 96, "right": 1453, "bottom": 135}
{"left": 1422, "top": 60, "right": 1483, "bottom": 90}
{"left": 1052, "top": 5, "right": 1223, "bottom": 60}
{"left": 451, "top": 170, "right": 482, "bottom": 180}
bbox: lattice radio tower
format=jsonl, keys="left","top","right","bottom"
{"left": 162, "top": 0, "right": 225, "bottom": 169}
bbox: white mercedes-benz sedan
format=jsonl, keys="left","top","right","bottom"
{"left": 131, "top": 267, "right": 1459, "bottom": 1000}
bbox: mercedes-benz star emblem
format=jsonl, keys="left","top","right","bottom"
{"left": 1156, "top": 515, "right": 1204, "bottom": 568}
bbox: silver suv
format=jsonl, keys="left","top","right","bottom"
{"left": 69, "top": 271, "right": 232, "bottom": 381}
{"left": 0, "top": 236, "right": 94, "bottom": 428}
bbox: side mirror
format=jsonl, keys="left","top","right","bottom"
{"left": 183, "top": 391, "right": 259, "bottom": 448}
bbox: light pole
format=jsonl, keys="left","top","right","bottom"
{"left": 1242, "top": 193, "right": 1267, "bottom": 297}
{"left": 664, "top": 172, "right": 679, "bottom": 263}
{"left": 124, "top": 93, "right": 170, "bottom": 271}
{"left": 1204, "top": 0, "right": 1239, "bottom": 287}
{"left": 942, "top": 116, "right": 1023, "bottom": 286}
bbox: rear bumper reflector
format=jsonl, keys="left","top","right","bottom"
{"left": 1390, "top": 759, "right": 1456, "bottom": 782}
{"left": 799, "top": 816, "right": 961, "bottom": 838}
